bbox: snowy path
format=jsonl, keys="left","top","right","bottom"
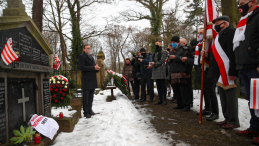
{"left": 53, "top": 89, "right": 173, "bottom": 146}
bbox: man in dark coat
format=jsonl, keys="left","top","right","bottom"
{"left": 169, "top": 36, "right": 190, "bottom": 112}
{"left": 78, "top": 44, "right": 100, "bottom": 118}
{"left": 131, "top": 52, "right": 141, "bottom": 100}
{"left": 204, "top": 16, "right": 239, "bottom": 129}
{"left": 235, "top": 0, "right": 259, "bottom": 143}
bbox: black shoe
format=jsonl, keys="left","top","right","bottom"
{"left": 183, "top": 106, "right": 190, "bottom": 112}
{"left": 132, "top": 97, "right": 139, "bottom": 100}
{"left": 173, "top": 106, "right": 184, "bottom": 109}
{"left": 85, "top": 113, "right": 91, "bottom": 118}
{"left": 149, "top": 99, "right": 153, "bottom": 102}
{"left": 190, "top": 103, "right": 193, "bottom": 107}
{"left": 154, "top": 100, "right": 163, "bottom": 105}
{"left": 140, "top": 99, "right": 146, "bottom": 102}
{"left": 196, "top": 110, "right": 211, "bottom": 116}
{"left": 90, "top": 111, "right": 95, "bottom": 116}
{"left": 161, "top": 101, "right": 167, "bottom": 106}
{"left": 206, "top": 113, "right": 219, "bottom": 121}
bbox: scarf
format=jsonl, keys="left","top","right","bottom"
{"left": 233, "top": 6, "right": 259, "bottom": 51}
{"left": 194, "top": 42, "right": 202, "bottom": 65}
{"left": 212, "top": 35, "right": 236, "bottom": 90}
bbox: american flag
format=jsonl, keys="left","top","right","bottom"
{"left": 1, "top": 38, "right": 18, "bottom": 65}
{"left": 52, "top": 54, "right": 61, "bottom": 70}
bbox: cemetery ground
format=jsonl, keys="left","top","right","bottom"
{"left": 52, "top": 88, "right": 258, "bottom": 146}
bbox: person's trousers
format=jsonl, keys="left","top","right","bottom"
{"left": 83, "top": 89, "right": 95, "bottom": 115}
{"left": 218, "top": 87, "right": 239, "bottom": 125}
{"left": 134, "top": 78, "right": 140, "bottom": 99}
{"left": 127, "top": 81, "right": 134, "bottom": 95}
{"left": 156, "top": 79, "right": 167, "bottom": 101}
{"left": 240, "top": 69, "right": 259, "bottom": 132}
{"left": 172, "top": 84, "right": 189, "bottom": 107}
{"left": 203, "top": 70, "right": 219, "bottom": 115}
{"left": 187, "top": 74, "right": 193, "bottom": 104}
{"left": 141, "top": 74, "right": 154, "bottom": 100}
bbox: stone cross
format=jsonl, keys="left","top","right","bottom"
{"left": 18, "top": 88, "right": 29, "bottom": 122}
{"left": 7, "top": 0, "right": 25, "bottom": 11}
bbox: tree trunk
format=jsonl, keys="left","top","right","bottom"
{"left": 221, "top": 0, "right": 240, "bottom": 28}
{"left": 32, "top": 0, "right": 43, "bottom": 32}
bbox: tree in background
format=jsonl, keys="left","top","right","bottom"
{"left": 129, "top": 27, "right": 152, "bottom": 53}
{"left": 121, "top": 0, "right": 170, "bottom": 52}
{"left": 32, "top": 0, "right": 43, "bottom": 32}
{"left": 221, "top": 0, "right": 240, "bottom": 28}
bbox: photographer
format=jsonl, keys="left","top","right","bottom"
{"left": 131, "top": 52, "right": 141, "bottom": 100}
{"left": 139, "top": 48, "right": 154, "bottom": 102}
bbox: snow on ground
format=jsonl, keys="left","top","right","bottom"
{"left": 51, "top": 106, "right": 77, "bottom": 118}
{"left": 53, "top": 89, "right": 179, "bottom": 146}
{"left": 192, "top": 90, "right": 251, "bottom": 130}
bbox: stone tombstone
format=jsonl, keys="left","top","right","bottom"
{"left": 96, "top": 48, "right": 105, "bottom": 89}
{"left": 0, "top": 0, "right": 53, "bottom": 144}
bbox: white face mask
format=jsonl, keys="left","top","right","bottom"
{"left": 197, "top": 34, "right": 203, "bottom": 42}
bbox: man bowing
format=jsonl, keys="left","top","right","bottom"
{"left": 78, "top": 44, "right": 100, "bottom": 118}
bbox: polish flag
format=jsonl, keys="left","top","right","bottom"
{"left": 52, "top": 54, "right": 61, "bottom": 70}
{"left": 1, "top": 38, "right": 18, "bottom": 65}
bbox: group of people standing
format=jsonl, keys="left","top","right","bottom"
{"left": 121, "top": 0, "right": 259, "bottom": 144}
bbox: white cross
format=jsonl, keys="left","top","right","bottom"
{"left": 18, "top": 88, "right": 29, "bottom": 122}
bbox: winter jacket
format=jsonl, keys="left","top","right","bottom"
{"left": 122, "top": 63, "right": 134, "bottom": 81}
{"left": 151, "top": 50, "right": 167, "bottom": 80}
{"left": 169, "top": 45, "right": 188, "bottom": 74}
{"left": 131, "top": 58, "right": 141, "bottom": 79}
{"left": 208, "top": 26, "right": 238, "bottom": 79}
{"left": 139, "top": 54, "right": 153, "bottom": 75}
{"left": 234, "top": 7, "right": 259, "bottom": 70}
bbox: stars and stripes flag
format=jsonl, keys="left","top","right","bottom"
{"left": 52, "top": 54, "right": 61, "bottom": 70}
{"left": 1, "top": 38, "right": 18, "bottom": 65}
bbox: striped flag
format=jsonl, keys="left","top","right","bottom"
{"left": 52, "top": 54, "right": 61, "bottom": 70}
{"left": 250, "top": 78, "right": 259, "bottom": 110}
{"left": 1, "top": 38, "right": 18, "bottom": 65}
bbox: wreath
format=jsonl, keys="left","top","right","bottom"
{"left": 49, "top": 75, "right": 72, "bottom": 107}
{"left": 101, "top": 70, "right": 129, "bottom": 95}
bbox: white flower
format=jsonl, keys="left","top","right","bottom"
{"left": 57, "top": 81, "right": 60, "bottom": 84}
{"left": 64, "top": 86, "right": 67, "bottom": 89}
{"left": 62, "top": 81, "right": 65, "bottom": 84}
{"left": 53, "top": 81, "right": 56, "bottom": 84}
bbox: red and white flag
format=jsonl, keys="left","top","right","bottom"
{"left": 52, "top": 54, "right": 61, "bottom": 70}
{"left": 1, "top": 38, "right": 18, "bottom": 65}
{"left": 212, "top": 35, "right": 235, "bottom": 88}
{"left": 250, "top": 78, "right": 259, "bottom": 110}
{"left": 194, "top": 42, "right": 202, "bottom": 65}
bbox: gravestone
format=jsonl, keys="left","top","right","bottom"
{"left": 0, "top": 0, "right": 53, "bottom": 144}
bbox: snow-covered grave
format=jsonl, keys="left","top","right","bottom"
{"left": 52, "top": 106, "right": 77, "bottom": 118}
{"left": 52, "top": 88, "right": 182, "bottom": 146}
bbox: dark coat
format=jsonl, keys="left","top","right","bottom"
{"left": 78, "top": 52, "right": 99, "bottom": 89}
{"left": 234, "top": 7, "right": 259, "bottom": 70}
{"left": 169, "top": 45, "right": 188, "bottom": 74}
{"left": 122, "top": 63, "right": 134, "bottom": 81}
{"left": 139, "top": 54, "right": 153, "bottom": 75}
{"left": 208, "top": 26, "right": 238, "bottom": 79}
{"left": 151, "top": 50, "right": 167, "bottom": 79}
{"left": 131, "top": 58, "right": 141, "bottom": 79}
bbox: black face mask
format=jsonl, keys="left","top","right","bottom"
{"left": 215, "top": 22, "right": 224, "bottom": 33}
{"left": 155, "top": 45, "right": 161, "bottom": 52}
{"left": 239, "top": 1, "right": 252, "bottom": 16}
{"left": 141, "top": 53, "right": 146, "bottom": 57}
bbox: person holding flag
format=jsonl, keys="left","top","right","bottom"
{"left": 234, "top": 0, "right": 259, "bottom": 144}
{"left": 202, "top": 16, "right": 240, "bottom": 129}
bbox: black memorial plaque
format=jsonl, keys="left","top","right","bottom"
{"left": 8, "top": 79, "right": 36, "bottom": 139}
{"left": 43, "top": 79, "right": 51, "bottom": 117}
{"left": 0, "top": 27, "right": 49, "bottom": 66}
{"left": 0, "top": 78, "right": 6, "bottom": 144}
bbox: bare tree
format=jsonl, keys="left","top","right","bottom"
{"left": 129, "top": 27, "right": 152, "bottom": 53}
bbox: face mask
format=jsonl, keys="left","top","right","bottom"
{"left": 126, "top": 62, "right": 130, "bottom": 65}
{"left": 238, "top": 1, "right": 252, "bottom": 16}
{"left": 172, "top": 43, "right": 178, "bottom": 48}
{"left": 141, "top": 53, "right": 146, "bottom": 57}
{"left": 197, "top": 34, "right": 203, "bottom": 41}
{"left": 215, "top": 22, "right": 224, "bottom": 33}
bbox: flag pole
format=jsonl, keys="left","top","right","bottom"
{"left": 199, "top": 2, "right": 207, "bottom": 124}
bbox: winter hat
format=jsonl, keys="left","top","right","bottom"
{"left": 140, "top": 48, "right": 146, "bottom": 53}
{"left": 171, "top": 36, "right": 180, "bottom": 42}
{"left": 190, "top": 39, "right": 199, "bottom": 47}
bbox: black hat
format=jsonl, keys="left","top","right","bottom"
{"left": 171, "top": 36, "right": 180, "bottom": 43}
{"left": 140, "top": 48, "right": 146, "bottom": 53}
{"left": 190, "top": 39, "right": 199, "bottom": 47}
{"left": 212, "top": 15, "right": 230, "bottom": 24}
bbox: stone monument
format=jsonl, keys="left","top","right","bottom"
{"left": 96, "top": 47, "right": 105, "bottom": 89}
{"left": 0, "top": 0, "right": 53, "bottom": 144}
